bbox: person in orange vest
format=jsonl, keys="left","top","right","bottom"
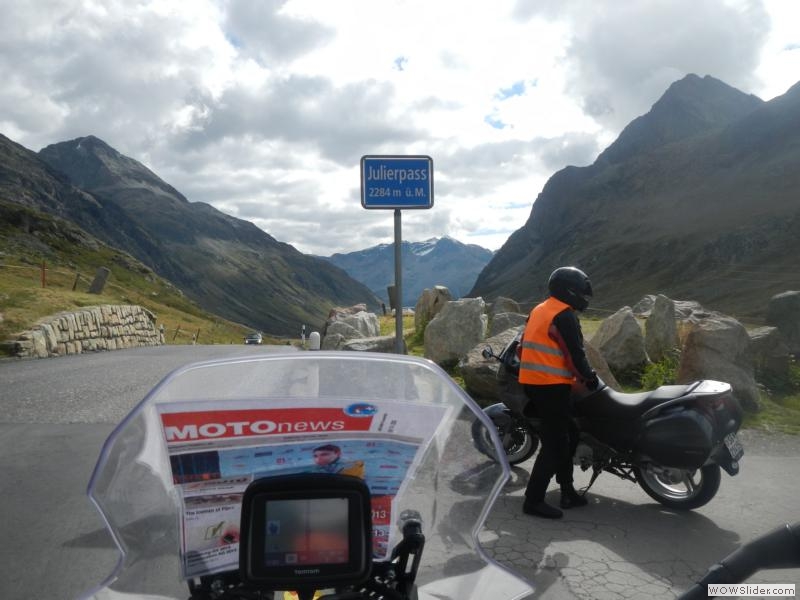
{"left": 519, "top": 267, "right": 599, "bottom": 519}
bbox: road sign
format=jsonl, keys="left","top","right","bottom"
{"left": 360, "top": 155, "right": 433, "bottom": 209}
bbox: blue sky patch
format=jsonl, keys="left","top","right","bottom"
{"left": 496, "top": 80, "right": 526, "bottom": 100}
{"left": 484, "top": 114, "right": 507, "bottom": 129}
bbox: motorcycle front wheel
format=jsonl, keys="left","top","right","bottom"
{"left": 634, "top": 464, "right": 721, "bottom": 510}
{"left": 471, "top": 416, "right": 539, "bottom": 465}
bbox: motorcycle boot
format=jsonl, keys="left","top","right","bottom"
{"left": 559, "top": 484, "right": 588, "bottom": 509}
{"left": 523, "top": 498, "right": 563, "bottom": 519}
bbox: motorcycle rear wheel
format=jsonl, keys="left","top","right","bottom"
{"left": 471, "top": 417, "right": 539, "bottom": 465}
{"left": 634, "top": 464, "right": 721, "bottom": 510}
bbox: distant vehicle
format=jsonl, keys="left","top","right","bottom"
{"left": 244, "top": 332, "right": 262, "bottom": 345}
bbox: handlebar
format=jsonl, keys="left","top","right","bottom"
{"left": 678, "top": 522, "right": 800, "bottom": 599}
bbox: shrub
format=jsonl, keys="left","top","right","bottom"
{"left": 640, "top": 349, "right": 680, "bottom": 389}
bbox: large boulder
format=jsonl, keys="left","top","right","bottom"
{"left": 635, "top": 296, "right": 705, "bottom": 320}
{"left": 414, "top": 286, "right": 452, "bottom": 331}
{"left": 461, "top": 330, "right": 621, "bottom": 404}
{"left": 632, "top": 295, "right": 657, "bottom": 317}
{"left": 489, "top": 296, "right": 521, "bottom": 317}
{"left": 324, "top": 311, "right": 379, "bottom": 338}
{"left": 424, "top": 297, "right": 487, "bottom": 368}
{"left": 677, "top": 314, "right": 759, "bottom": 411}
{"left": 488, "top": 311, "right": 527, "bottom": 337}
{"left": 462, "top": 327, "right": 521, "bottom": 401}
{"left": 327, "top": 304, "right": 368, "bottom": 321}
{"left": 766, "top": 291, "right": 800, "bottom": 353}
{"left": 591, "top": 307, "right": 649, "bottom": 378}
{"left": 748, "top": 326, "right": 791, "bottom": 385}
{"left": 321, "top": 332, "right": 346, "bottom": 350}
{"left": 584, "top": 340, "right": 621, "bottom": 390}
{"left": 645, "top": 294, "right": 680, "bottom": 363}
{"left": 341, "top": 335, "right": 404, "bottom": 353}
{"left": 321, "top": 308, "right": 380, "bottom": 349}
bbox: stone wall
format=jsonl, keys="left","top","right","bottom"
{"left": 11, "top": 304, "right": 163, "bottom": 359}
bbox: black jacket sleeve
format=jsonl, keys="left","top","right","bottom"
{"left": 550, "top": 309, "right": 596, "bottom": 382}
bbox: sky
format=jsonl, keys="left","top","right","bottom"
{"left": 2, "top": 0, "right": 799, "bottom": 257}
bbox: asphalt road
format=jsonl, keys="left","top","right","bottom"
{"left": 1, "top": 345, "right": 798, "bottom": 600}
{"left": 0, "top": 344, "right": 293, "bottom": 600}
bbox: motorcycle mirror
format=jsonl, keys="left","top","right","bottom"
{"left": 683, "top": 521, "right": 800, "bottom": 600}
{"left": 481, "top": 347, "right": 495, "bottom": 360}
{"left": 719, "top": 522, "right": 800, "bottom": 577}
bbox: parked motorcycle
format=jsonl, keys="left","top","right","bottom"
{"left": 474, "top": 334, "right": 745, "bottom": 510}
{"left": 80, "top": 352, "right": 536, "bottom": 600}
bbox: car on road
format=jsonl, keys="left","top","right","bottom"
{"left": 244, "top": 332, "right": 262, "bottom": 345}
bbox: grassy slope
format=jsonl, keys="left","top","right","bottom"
{"left": 0, "top": 201, "right": 280, "bottom": 350}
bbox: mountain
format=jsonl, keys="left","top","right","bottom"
{"left": 0, "top": 133, "right": 380, "bottom": 335}
{"left": 469, "top": 74, "right": 800, "bottom": 319}
{"left": 323, "top": 237, "right": 494, "bottom": 307}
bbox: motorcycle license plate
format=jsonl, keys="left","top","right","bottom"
{"left": 724, "top": 432, "right": 744, "bottom": 461}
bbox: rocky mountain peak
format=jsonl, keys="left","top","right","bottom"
{"left": 596, "top": 74, "right": 763, "bottom": 166}
{"left": 39, "top": 136, "right": 188, "bottom": 203}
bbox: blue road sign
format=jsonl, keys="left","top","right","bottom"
{"left": 361, "top": 155, "right": 433, "bottom": 209}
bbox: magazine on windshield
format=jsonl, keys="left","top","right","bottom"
{"left": 157, "top": 399, "right": 450, "bottom": 578}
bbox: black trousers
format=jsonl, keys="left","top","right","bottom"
{"left": 523, "top": 383, "right": 577, "bottom": 502}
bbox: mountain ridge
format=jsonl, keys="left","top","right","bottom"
{"left": 322, "top": 236, "right": 493, "bottom": 307}
{"left": 1, "top": 134, "right": 381, "bottom": 335}
{"left": 469, "top": 74, "right": 800, "bottom": 319}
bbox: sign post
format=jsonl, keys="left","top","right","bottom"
{"left": 361, "top": 155, "right": 433, "bottom": 354}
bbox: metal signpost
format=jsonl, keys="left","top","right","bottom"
{"left": 361, "top": 155, "right": 434, "bottom": 354}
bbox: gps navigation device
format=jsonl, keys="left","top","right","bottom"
{"left": 239, "top": 473, "right": 373, "bottom": 592}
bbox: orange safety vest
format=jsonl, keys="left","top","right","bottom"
{"left": 518, "top": 296, "right": 575, "bottom": 385}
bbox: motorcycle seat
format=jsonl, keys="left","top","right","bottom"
{"left": 580, "top": 383, "right": 698, "bottom": 419}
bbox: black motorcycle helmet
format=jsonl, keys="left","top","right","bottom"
{"left": 548, "top": 266, "right": 592, "bottom": 311}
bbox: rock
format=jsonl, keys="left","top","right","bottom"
{"left": 414, "top": 286, "right": 452, "bottom": 331}
{"left": 461, "top": 331, "right": 620, "bottom": 403}
{"left": 645, "top": 294, "right": 679, "bottom": 363}
{"left": 748, "top": 326, "right": 791, "bottom": 383}
{"left": 674, "top": 300, "right": 709, "bottom": 320}
{"left": 489, "top": 297, "right": 521, "bottom": 317}
{"left": 322, "top": 310, "right": 380, "bottom": 347}
{"left": 341, "top": 335, "right": 404, "bottom": 353}
{"left": 320, "top": 332, "right": 346, "bottom": 350}
{"left": 327, "top": 304, "right": 368, "bottom": 320}
{"left": 632, "top": 295, "right": 657, "bottom": 317}
{"left": 677, "top": 314, "right": 759, "bottom": 411}
{"left": 584, "top": 340, "right": 621, "bottom": 390}
{"left": 488, "top": 312, "right": 527, "bottom": 337}
{"left": 766, "top": 291, "right": 800, "bottom": 353}
{"left": 462, "top": 327, "right": 522, "bottom": 401}
{"left": 424, "top": 297, "right": 487, "bottom": 368}
{"left": 592, "top": 307, "right": 649, "bottom": 378}
{"left": 12, "top": 305, "right": 161, "bottom": 358}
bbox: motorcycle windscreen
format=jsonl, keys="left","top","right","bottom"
{"left": 81, "top": 352, "right": 535, "bottom": 600}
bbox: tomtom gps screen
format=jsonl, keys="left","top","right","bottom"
{"left": 263, "top": 497, "right": 349, "bottom": 566}
{"left": 239, "top": 473, "right": 372, "bottom": 590}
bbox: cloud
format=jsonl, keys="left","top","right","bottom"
{"left": 561, "top": 0, "right": 771, "bottom": 129}
{"left": 223, "top": 0, "right": 334, "bottom": 64}
{"left": 0, "top": 0, "right": 794, "bottom": 258}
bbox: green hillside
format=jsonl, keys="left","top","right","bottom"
{"left": 0, "top": 200, "right": 275, "bottom": 351}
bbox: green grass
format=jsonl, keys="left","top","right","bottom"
{"left": 743, "top": 393, "right": 800, "bottom": 435}
{"left": 0, "top": 201, "right": 294, "bottom": 350}
{"left": 0, "top": 259, "right": 269, "bottom": 350}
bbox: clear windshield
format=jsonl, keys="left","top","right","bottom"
{"left": 81, "top": 352, "right": 534, "bottom": 600}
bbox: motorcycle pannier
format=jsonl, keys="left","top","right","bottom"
{"left": 637, "top": 408, "right": 713, "bottom": 469}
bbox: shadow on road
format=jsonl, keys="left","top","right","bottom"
{"left": 481, "top": 477, "right": 741, "bottom": 599}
